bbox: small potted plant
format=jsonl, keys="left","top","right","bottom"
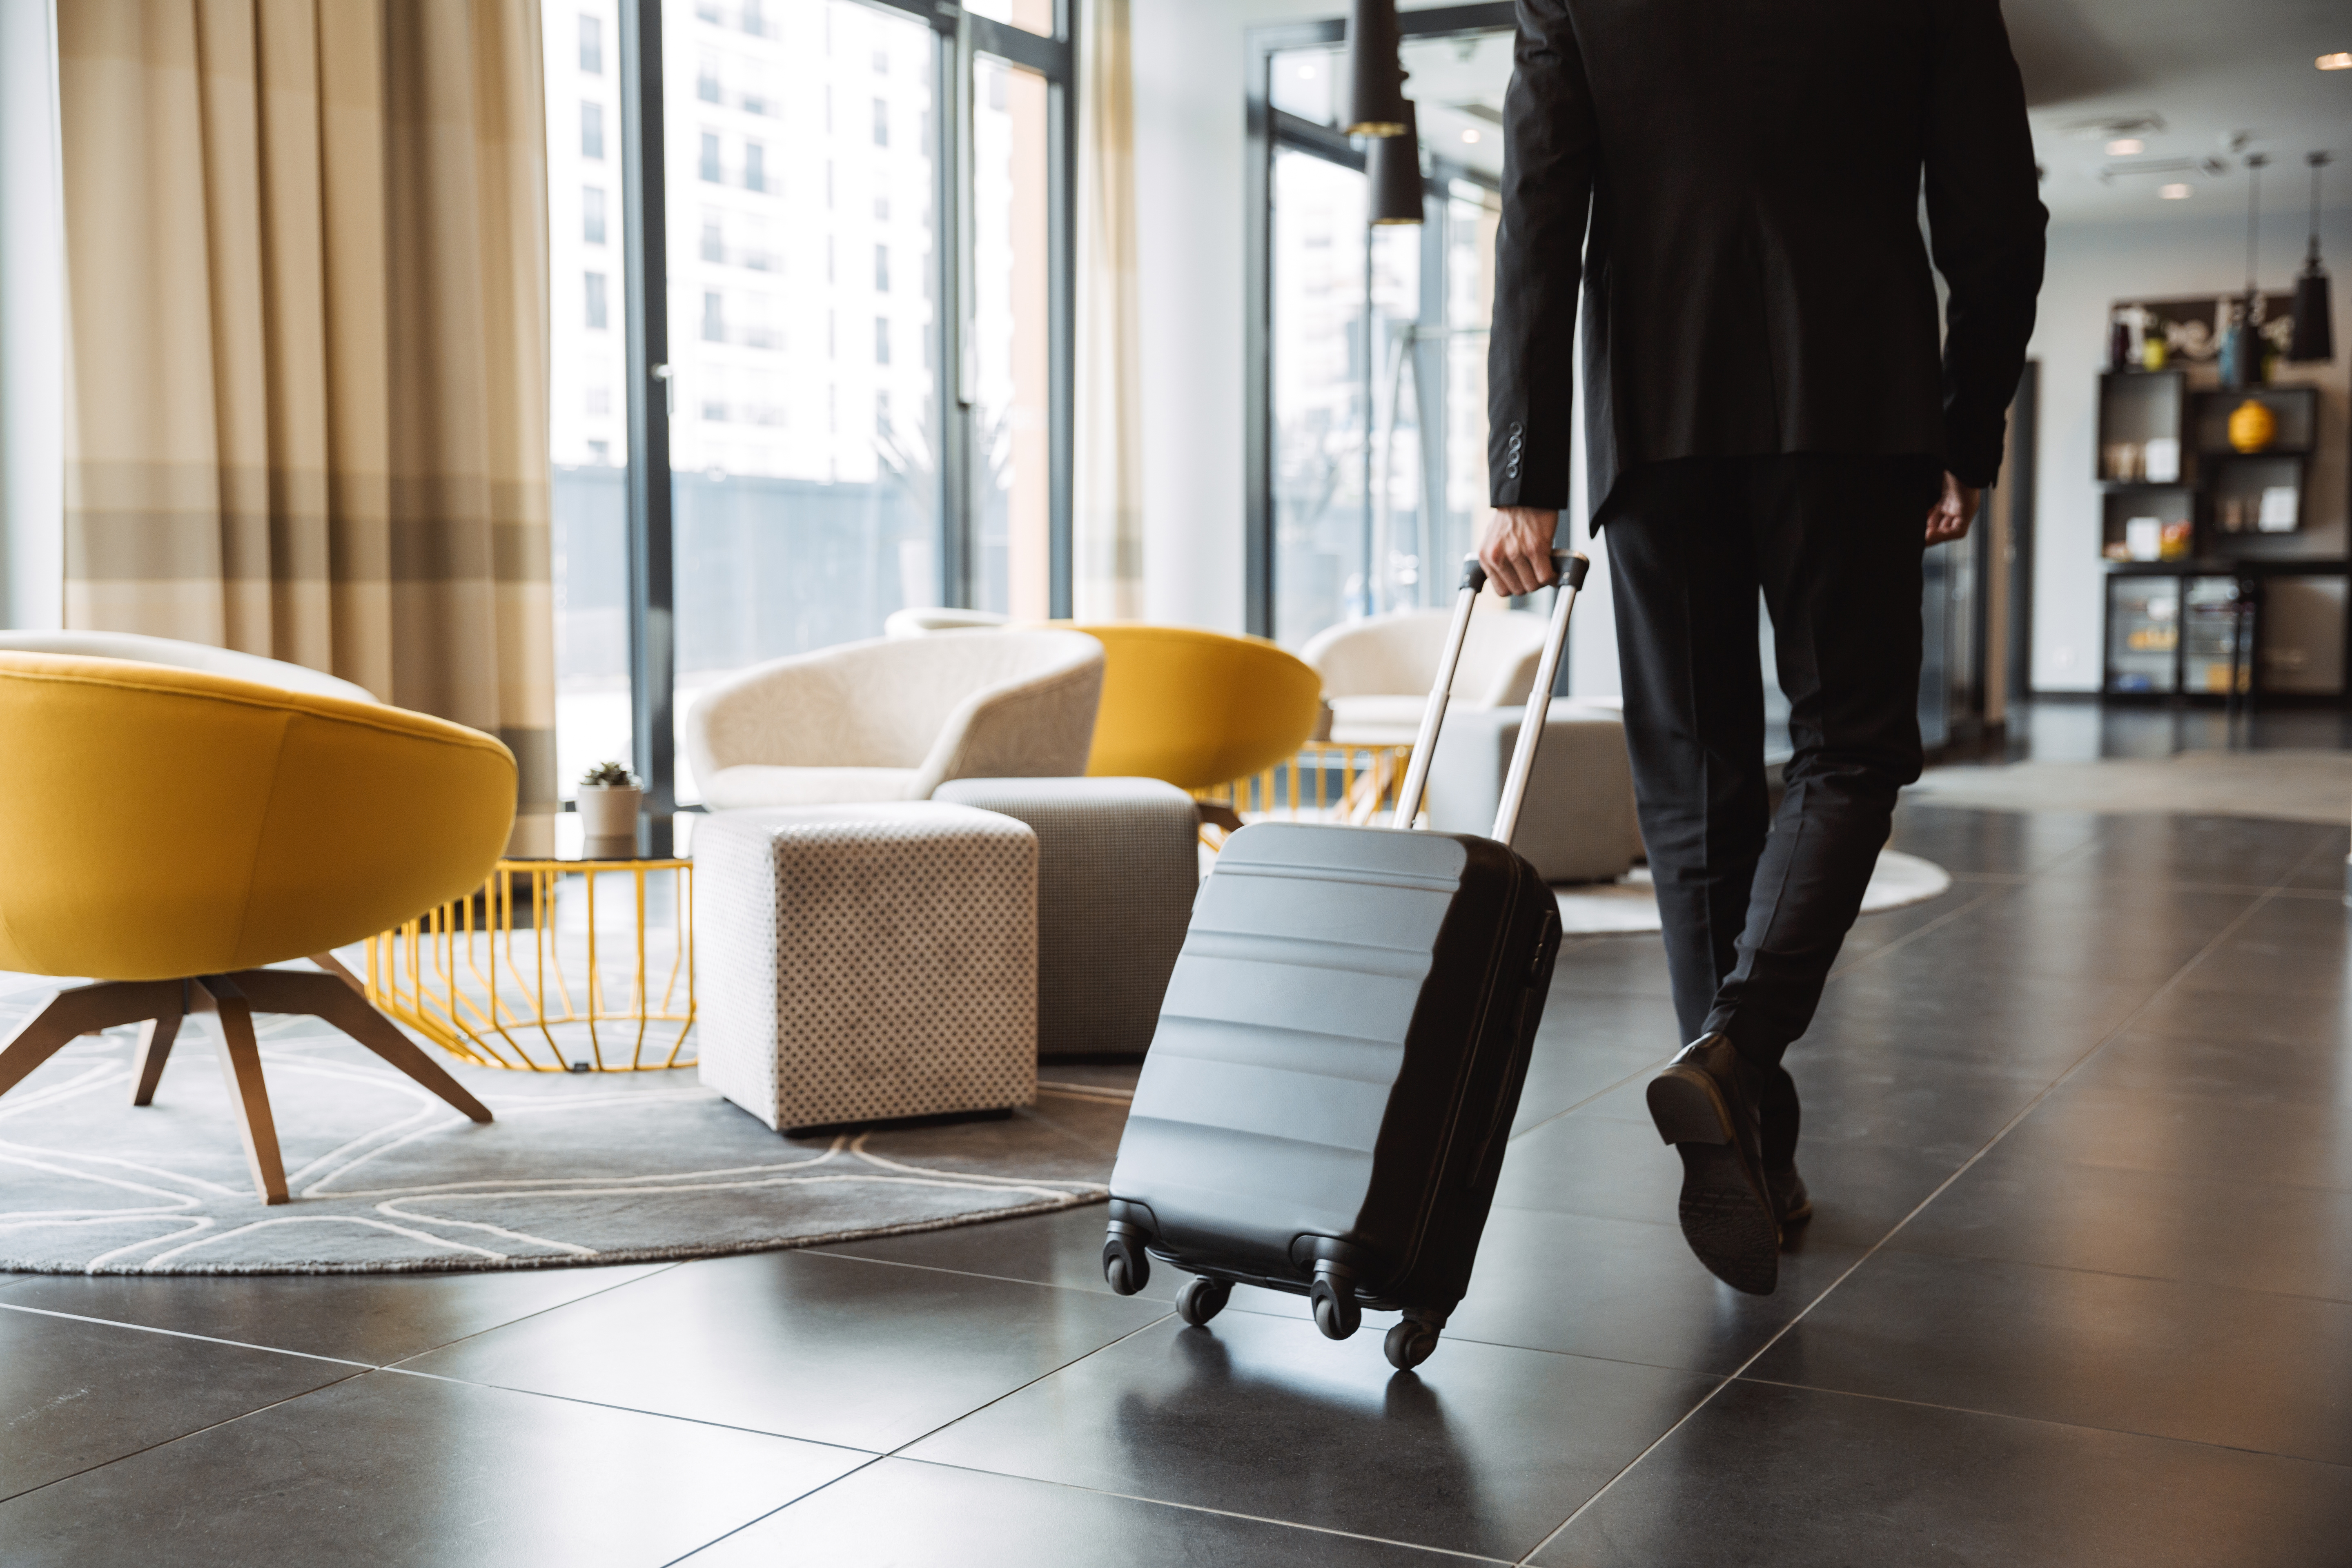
{"left": 577, "top": 761, "right": 642, "bottom": 856}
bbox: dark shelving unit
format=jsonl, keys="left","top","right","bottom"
{"left": 2095, "top": 369, "right": 2344, "bottom": 703}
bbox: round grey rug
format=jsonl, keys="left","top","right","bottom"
{"left": 1554, "top": 849, "right": 1950, "bottom": 935}
{"left": 0, "top": 973, "right": 1126, "bottom": 1275}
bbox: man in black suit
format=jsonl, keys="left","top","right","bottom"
{"left": 1479, "top": 0, "right": 2045, "bottom": 1294}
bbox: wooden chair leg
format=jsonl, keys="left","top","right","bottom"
{"left": 0, "top": 981, "right": 183, "bottom": 1100}
{"left": 130, "top": 1009, "right": 183, "bottom": 1106}
{"left": 307, "top": 951, "right": 368, "bottom": 996}
{"left": 197, "top": 977, "right": 289, "bottom": 1205}
{"left": 228, "top": 969, "right": 493, "bottom": 1125}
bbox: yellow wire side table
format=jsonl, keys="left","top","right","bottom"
{"left": 1193, "top": 742, "right": 1417, "bottom": 849}
{"left": 365, "top": 852, "right": 695, "bottom": 1074}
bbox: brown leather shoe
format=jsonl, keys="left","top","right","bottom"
{"left": 1646, "top": 1034, "right": 1781, "bottom": 1294}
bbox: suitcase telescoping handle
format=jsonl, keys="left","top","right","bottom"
{"left": 1390, "top": 549, "right": 1591, "bottom": 846}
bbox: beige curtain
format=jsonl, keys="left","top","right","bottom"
{"left": 57, "top": 0, "right": 555, "bottom": 851}
{"left": 1074, "top": 0, "right": 1144, "bottom": 620}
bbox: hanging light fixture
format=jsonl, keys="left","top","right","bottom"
{"left": 1369, "top": 100, "right": 1424, "bottom": 225}
{"left": 2288, "top": 151, "right": 2335, "bottom": 362}
{"left": 1343, "top": 0, "right": 1408, "bottom": 137}
{"left": 2221, "top": 154, "right": 2270, "bottom": 388}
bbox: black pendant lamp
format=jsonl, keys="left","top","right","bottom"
{"left": 2288, "top": 151, "right": 2335, "bottom": 363}
{"left": 1344, "top": 0, "right": 1408, "bottom": 137}
{"left": 1369, "top": 100, "right": 1424, "bottom": 225}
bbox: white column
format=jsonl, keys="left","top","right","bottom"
{"left": 0, "top": 0, "right": 65, "bottom": 630}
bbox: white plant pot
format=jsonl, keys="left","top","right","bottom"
{"left": 576, "top": 783, "right": 642, "bottom": 845}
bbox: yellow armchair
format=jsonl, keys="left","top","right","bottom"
{"left": 1071, "top": 624, "right": 1323, "bottom": 791}
{"left": 0, "top": 653, "right": 515, "bottom": 1203}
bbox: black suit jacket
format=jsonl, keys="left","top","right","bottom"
{"left": 1488, "top": 0, "right": 2047, "bottom": 514}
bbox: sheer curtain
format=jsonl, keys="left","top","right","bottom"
{"left": 1074, "top": 0, "right": 1144, "bottom": 620}
{"left": 56, "top": 0, "right": 555, "bottom": 850}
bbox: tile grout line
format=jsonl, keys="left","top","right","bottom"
{"left": 664, "top": 1453, "right": 1518, "bottom": 1567}
{"left": 0, "top": 1300, "right": 376, "bottom": 1369}
{"left": 654, "top": 1455, "right": 892, "bottom": 1567}
{"left": 659, "top": 1309, "right": 1200, "bottom": 1565}
{"left": 0, "top": 1258, "right": 691, "bottom": 1375}
{"left": 370, "top": 1260, "right": 695, "bottom": 1371}
{"left": 1512, "top": 835, "right": 2310, "bottom": 1565}
{"left": 0, "top": 1371, "right": 371, "bottom": 1510}
{"left": 900, "top": 1456, "right": 1523, "bottom": 1564}
{"left": 367, "top": 1362, "right": 890, "bottom": 1453}
{"left": 878, "top": 1306, "right": 1179, "bottom": 1463}
{"left": 1731, "top": 1374, "right": 2352, "bottom": 1468}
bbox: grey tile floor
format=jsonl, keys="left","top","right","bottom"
{"left": 5, "top": 800, "right": 2352, "bottom": 1564}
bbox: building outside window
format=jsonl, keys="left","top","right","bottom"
{"left": 578, "top": 14, "right": 602, "bottom": 73}
{"left": 543, "top": 0, "right": 1073, "bottom": 804}
{"left": 583, "top": 185, "right": 606, "bottom": 245}
{"left": 584, "top": 270, "right": 608, "bottom": 330}
{"left": 580, "top": 100, "right": 604, "bottom": 160}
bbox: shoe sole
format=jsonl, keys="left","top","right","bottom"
{"left": 1647, "top": 1065, "right": 1781, "bottom": 1295}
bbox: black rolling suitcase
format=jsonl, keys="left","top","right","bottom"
{"left": 1101, "top": 551, "right": 1590, "bottom": 1370}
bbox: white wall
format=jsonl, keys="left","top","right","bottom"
{"left": 2027, "top": 203, "right": 2352, "bottom": 691}
{"left": 1131, "top": 0, "right": 1325, "bottom": 631}
{"left": 0, "top": 0, "right": 64, "bottom": 631}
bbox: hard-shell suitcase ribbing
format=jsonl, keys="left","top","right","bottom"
{"left": 1102, "top": 551, "right": 1590, "bottom": 1371}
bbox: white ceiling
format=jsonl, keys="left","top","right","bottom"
{"left": 2012, "top": 0, "right": 2351, "bottom": 223}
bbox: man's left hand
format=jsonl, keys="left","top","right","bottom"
{"left": 1925, "top": 472, "right": 1980, "bottom": 546}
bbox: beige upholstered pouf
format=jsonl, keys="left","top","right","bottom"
{"left": 933, "top": 776, "right": 1200, "bottom": 1060}
{"left": 694, "top": 802, "right": 1039, "bottom": 1133}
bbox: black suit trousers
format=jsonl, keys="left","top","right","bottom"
{"left": 1603, "top": 454, "right": 1943, "bottom": 1066}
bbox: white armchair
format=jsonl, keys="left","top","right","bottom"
{"left": 1300, "top": 602, "right": 1550, "bottom": 745}
{"left": 685, "top": 629, "right": 1105, "bottom": 810}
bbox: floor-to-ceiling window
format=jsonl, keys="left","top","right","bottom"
{"left": 1250, "top": 13, "right": 1515, "bottom": 648}
{"left": 545, "top": 0, "right": 1073, "bottom": 812}
{"left": 547, "top": 0, "right": 636, "bottom": 794}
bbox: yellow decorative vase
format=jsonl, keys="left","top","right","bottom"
{"left": 2228, "top": 398, "right": 2277, "bottom": 453}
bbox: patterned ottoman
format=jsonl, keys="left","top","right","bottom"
{"left": 693, "top": 802, "right": 1038, "bottom": 1134}
{"left": 933, "top": 777, "right": 1200, "bottom": 1060}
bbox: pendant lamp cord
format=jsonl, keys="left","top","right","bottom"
{"left": 2245, "top": 152, "right": 2267, "bottom": 298}
{"left": 2310, "top": 152, "right": 2332, "bottom": 272}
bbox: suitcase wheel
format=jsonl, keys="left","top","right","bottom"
{"left": 1175, "top": 1274, "right": 1232, "bottom": 1327}
{"left": 1309, "top": 1272, "right": 1361, "bottom": 1341}
{"left": 1384, "top": 1317, "right": 1441, "bottom": 1371}
{"left": 1102, "top": 1230, "right": 1151, "bottom": 1296}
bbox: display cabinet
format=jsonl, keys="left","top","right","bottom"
{"left": 2102, "top": 568, "right": 2254, "bottom": 699}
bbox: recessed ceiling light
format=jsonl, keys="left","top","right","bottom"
{"left": 2106, "top": 138, "right": 2145, "bottom": 156}
{"left": 2318, "top": 52, "right": 2352, "bottom": 70}
{"left": 2159, "top": 183, "right": 2193, "bottom": 199}
{"left": 1461, "top": 129, "right": 1480, "bottom": 143}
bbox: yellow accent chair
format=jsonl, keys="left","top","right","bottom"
{"left": 0, "top": 652, "right": 514, "bottom": 1203}
{"left": 1072, "top": 624, "right": 1324, "bottom": 791}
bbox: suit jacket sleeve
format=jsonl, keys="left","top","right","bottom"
{"left": 1924, "top": 0, "right": 2047, "bottom": 489}
{"left": 1488, "top": 0, "right": 1598, "bottom": 510}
